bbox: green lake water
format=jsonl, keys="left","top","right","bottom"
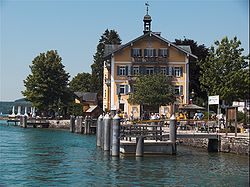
{"left": 0, "top": 121, "right": 249, "bottom": 186}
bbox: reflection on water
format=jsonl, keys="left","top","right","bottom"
{"left": 0, "top": 121, "right": 249, "bottom": 186}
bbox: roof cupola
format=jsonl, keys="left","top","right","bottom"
{"left": 143, "top": 2, "right": 152, "bottom": 34}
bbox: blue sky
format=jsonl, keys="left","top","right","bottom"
{"left": 0, "top": 0, "right": 249, "bottom": 101}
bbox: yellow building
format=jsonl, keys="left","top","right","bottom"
{"left": 103, "top": 11, "right": 197, "bottom": 119}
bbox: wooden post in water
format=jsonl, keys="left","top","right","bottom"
{"left": 84, "top": 116, "right": 88, "bottom": 135}
{"left": 75, "top": 116, "right": 83, "bottom": 133}
{"left": 96, "top": 114, "right": 103, "bottom": 147}
{"left": 103, "top": 114, "right": 111, "bottom": 151}
{"left": 169, "top": 114, "right": 177, "bottom": 154}
{"left": 136, "top": 136, "right": 144, "bottom": 157}
{"left": 111, "top": 114, "right": 120, "bottom": 157}
{"left": 20, "top": 116, "right": 27, "bottom": 128}
{"left": 70, "top": 116, "right": 75, "bottom": 133}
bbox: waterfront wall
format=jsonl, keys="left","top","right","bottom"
{"left": 178, "top": 136, "right": 249, "bottom": 155}
{"left": 220, "top": 136, "right": 249, "bottom": 155}
{"left": 49, "top": 120, "right": 70, "bottom": 129}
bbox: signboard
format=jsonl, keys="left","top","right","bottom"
{"left": 208, "top": 95, "right": 219, "bottom": 105}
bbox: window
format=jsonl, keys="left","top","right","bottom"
{"left": 131, "top": 48, "right": 142, "bottom": 57}
{"left": 146, "top": 67, "right": 154, "bottom": 75}
{"left": 117, "top": 84, "right": 129, "bottom": 95}
{"left": 144, "top": 48, "right": 155, "bottom": 57}
{"left": 160, "top": 67, "right": 167, "bottom": 75}
{"left": 133, "top": 66, "right": 139, "bottom": 75}
{"left": 174, "top": 85, "right": 183, "bottom": 95}
{"left": 174, "top": 67, "right": 183, "bottom": 77}
{"left": 159, "top": 48, "right": 168, "bottom": 57}
{"left": 117, "top": 66, "right": 128, "bottom": 76}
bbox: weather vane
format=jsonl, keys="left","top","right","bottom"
{"left": 145, "top": 2, "right": 149, "bottom": 15}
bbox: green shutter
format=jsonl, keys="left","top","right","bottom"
{"left": 180, "top": 67, "right": 183, "bottom": 77}
{"left": 144, "top": 49, "right": 147, "bottom": 57}
{"left": 117, "top": 84, "right": 120, "bottom": 94}
{"left": 125, "top": 66, "right": 128, "bottom": 76}
{"left": 117, "top": 66, "right": 120, "bottom": 76}
{"left": 166, "top": 67, "right": 169, "bottom": 75}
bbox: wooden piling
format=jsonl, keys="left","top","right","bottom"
{"left": 70, "top": 116, "right": 75, "bottom": 133}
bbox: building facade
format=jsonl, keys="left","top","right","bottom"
{"left": 103, "top": 12, "right": 197, "bottom": 119}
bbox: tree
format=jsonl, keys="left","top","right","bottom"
{"left": 200, "top": 36, "right": 249, "bottom": 104}
{"left": 91, "top": 29, "right": 121, "bottom": 103}
{"left": 22, "top": 50, "right": 71, "bottom": 115}
{"left": 69, "top": 72, "right": 92, "bottom": 92}
{"left": 174, "top": 38, "right": 209, "bottom": 101}
{"left": 128, "top": 74, "right": 175, "bottom": 108}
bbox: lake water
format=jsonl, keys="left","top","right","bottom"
{"left": 0, "top": 121, "right": 249, "bottom": 186}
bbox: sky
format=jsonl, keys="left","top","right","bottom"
{"left": 0, "top": 0, "right": 249, "bottom": 101}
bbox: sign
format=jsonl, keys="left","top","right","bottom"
{"left": 208, "top": 95, "right": 219, "bottom": 105}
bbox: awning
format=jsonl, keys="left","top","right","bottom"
{"left": 179, "top": 104, "right": 205, "bottom": 110}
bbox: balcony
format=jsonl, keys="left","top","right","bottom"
{"left": 131, "top": 56, "right": 168, "bottom": 64}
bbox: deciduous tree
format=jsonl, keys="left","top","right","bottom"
{"left": 200, "top": 36, "right": 249, "bottom": 104}
{"left": 22, "top": 50, "right": 71, "bottom": 115}
{"left": 69, "top": 72, "right": 92, "bottom": 92}
{"left": 128, "top": 74, "right": 175, "bottom": 108}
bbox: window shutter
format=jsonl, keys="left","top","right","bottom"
{"left": 117, "top": 84, "right": 120, "bottom": 94}
{"left": 144, "top": 49, "right": 147, "bottom": 57}
{"left": 125, "top": 85, "right": 129, "bottom": 94}
{"left": 158, "top": 49, "right": 161, "bottom": 57}
{"left": 125, "top": 66, "right": 128, "bottom": 76}
{"left": 172, "top": 67, "right": 175, "bottom": 76}
{"left": 117, "top": 66, "right": 120, "bottom": 76}
{"left": 180, "top": 85, "right": 183, "bottom": 95}
{"left": 168, "top": 66, "right": 172, "bottom": 75}
{"left": 139, "top": 49, "right": 142, "bottom": 57}
{"left": 167, "top": 49, "right": 169, "bottom": 57}
{"left": 153, "top": 49, "right": 157, "bottom": 57}
{"left": 180, "top": 67, "right": 183, "bottom": 77}
{"left": 131, "top": 49, "right": 133, "bottom": 57}
{"left": 131, "top": 66, "right": 134, "bottom": 75}
{"left": 166, "top": 67, "right": 169, "bottom": 75}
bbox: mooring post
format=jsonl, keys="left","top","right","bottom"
{"left": 136, "top": 136, "right": 144, "bottom": 157}
{"left": 169, "top": 114, "right": 177, "bottom": 154}
{"left": 84, "top": 116, "right": 88, "bottom": 135}
{"left": 75, "top": 116, "right": 83, "bottom": 133}
{"left": 103, "top": 114, "right": 111, "bottom": 151}
{"left": 70, "top": 115, "right": 75, "bottom": 133}
{"left": 20, "top": 115, "right": 27, "bottom": 128}
{"left": 97, "top": 114, "right": 103, "bottom": 147}
{"left": 111, "top": 114, "right": 120, "bottom": 157}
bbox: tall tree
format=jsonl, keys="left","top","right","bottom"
{"left": 174, "top": 38, "right": 209, "bottom": 101}
{"left": 128, "top": 74, "right": 175, "bottom": 108}
{"left": 91, "top": 29, "right": 121, "bottom": 104}
{"left": 69, "top": 72, "right": 92, "bottom": 92}
{"left": 200, "top": 36, "right": 249, "bottom": 104}
{"left": 22, "top": 50, "right": 71, "bottom": 115}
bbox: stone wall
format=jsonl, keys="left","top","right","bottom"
{"left": 48, "top": 120, "right": 70, "bottom": 129}
{"left": 220, "top": 136, "right": 249, "bottom": 155}
{"left": 178, "top": 136, "right": 249, "bottom": 155}
{"left": 178, "top": 138, "right": 209, "bottom": 149}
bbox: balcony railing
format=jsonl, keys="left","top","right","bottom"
{"left": 131, "top": 56, "right": 168, "bottom": 63}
